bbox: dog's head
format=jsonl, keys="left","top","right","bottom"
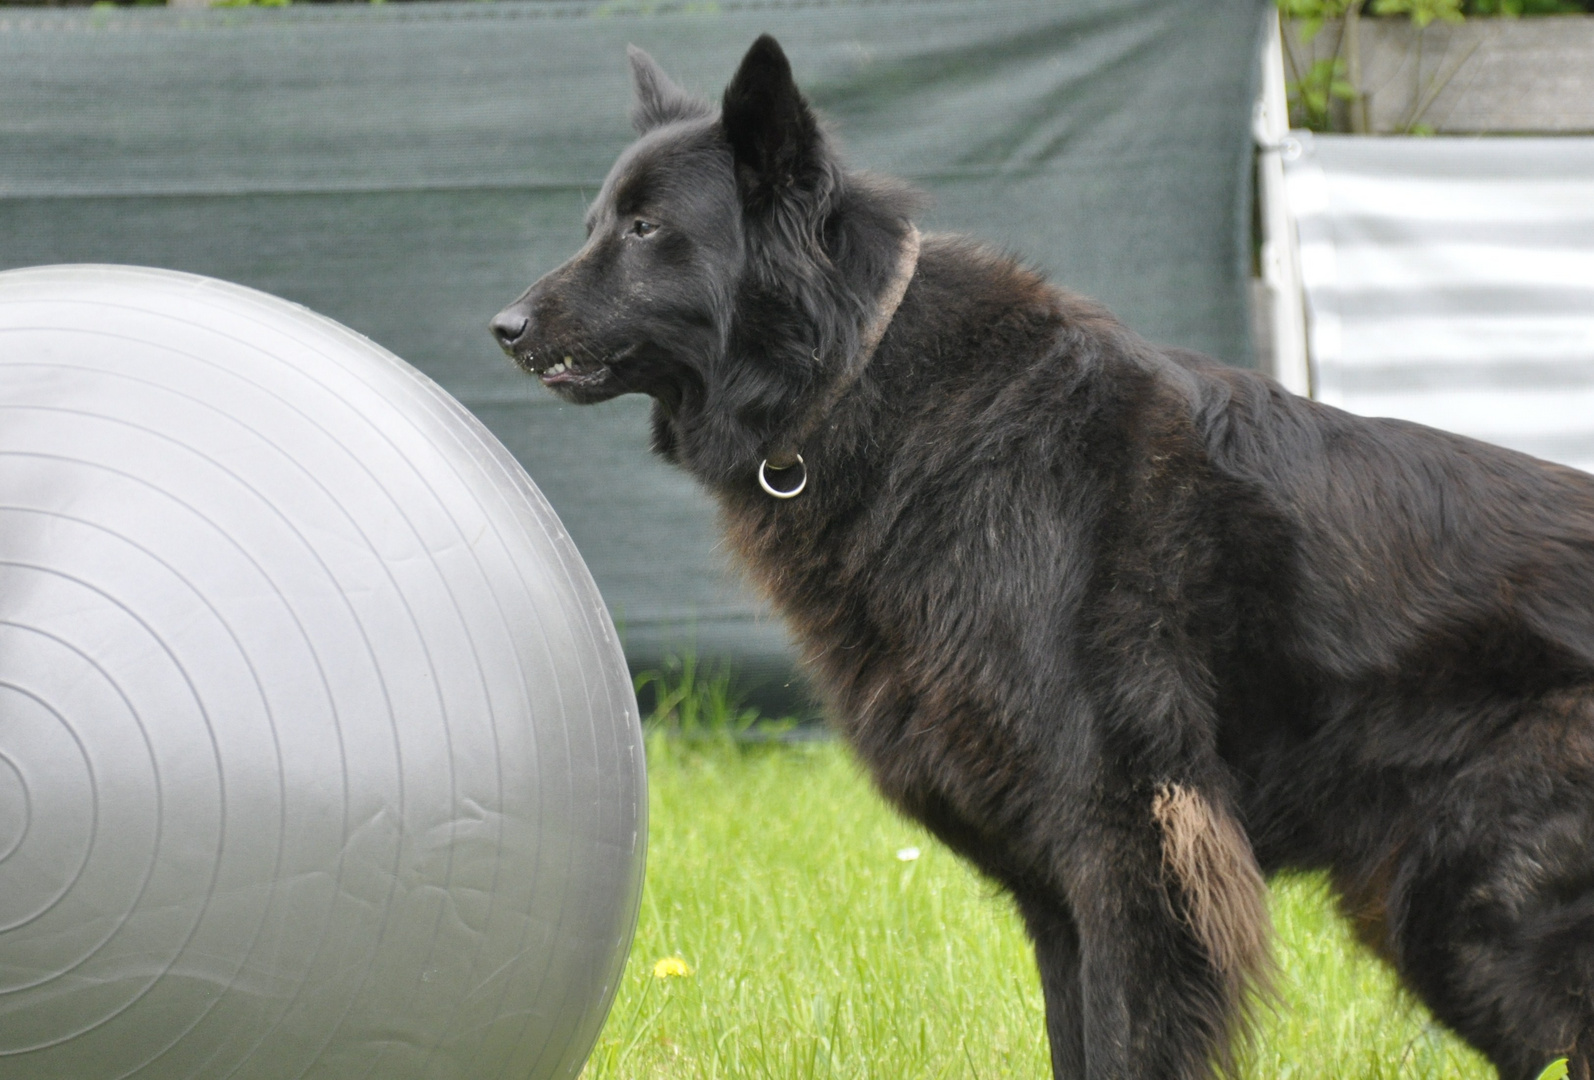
{"left": 491, "top": 36, "right": 919, "bottom": 478}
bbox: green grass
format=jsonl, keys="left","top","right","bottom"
{"left": 582, "top": 661, "right": 1500, "bottom": 1077}
{"left": 580, "top": 735, "right": 1502, "bottom": 1079}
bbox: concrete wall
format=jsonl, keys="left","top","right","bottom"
{"left": 1284, "top": 15, "right": 1594, "bottom": 133}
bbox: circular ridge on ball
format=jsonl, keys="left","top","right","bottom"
{"left": 0, "top": 264, "right": 646, "bottom": 1080}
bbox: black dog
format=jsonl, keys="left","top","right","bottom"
{"left": 492, "top": 36, "right": 1594, "bottom": 1080}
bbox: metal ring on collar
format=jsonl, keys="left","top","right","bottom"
{"left": 758, "top": 455, "right": 807, "bottom": 499}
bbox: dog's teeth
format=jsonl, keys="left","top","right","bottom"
{"left": 563, "top": 355, "right": 574, "bottom": 365}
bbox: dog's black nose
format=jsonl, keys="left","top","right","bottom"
{"left": 490, "top": 308, "right": 529, "bottom": 350}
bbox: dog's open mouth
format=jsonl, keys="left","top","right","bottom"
{"left": 540, "top": 356, "right": 599, "bottom": 387}
{"left": 520, "top": 351, "right": 611, "bottom": 391}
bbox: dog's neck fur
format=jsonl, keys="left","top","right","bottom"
{"left": 650, "top": 185, "right": 924, "bottom": 490}
{"left": 763, "top": 225, "right": 921, "bottom": 470}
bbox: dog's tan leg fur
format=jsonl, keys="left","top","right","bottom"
{"left": 1152, "top": 784, "right": 1274, "bottom": 1000}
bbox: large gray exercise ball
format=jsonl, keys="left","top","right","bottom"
{"left": 0, "top": 265, "right": 645, "bottom": 1079}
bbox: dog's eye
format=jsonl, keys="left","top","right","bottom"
{"left": 630, "top": 219, "right": 660, "bottom": 238}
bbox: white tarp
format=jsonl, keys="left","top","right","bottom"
{"left": 1283, "top": 133, "right": 1594, "bottom": 474}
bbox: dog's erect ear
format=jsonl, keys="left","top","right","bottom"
{"left": 722, "top": 35, "right": 824, "bottom": 203}
{"left": 629, "top": 45, "right": 710, "bottom": 134}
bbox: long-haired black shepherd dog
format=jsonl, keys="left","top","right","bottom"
{"left": 492, "top": 36, "right": 1594, "bottom": 1080}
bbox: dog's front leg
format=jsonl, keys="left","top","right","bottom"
{"left": 1074, "top": 806, "right": 1230, "bottom": 1080}
{"left": 1013, "top": 893, "right": 1086, "bottom": 1078}
{"left": 1043, "top": 781, "right": 1268, "bottom": 1080}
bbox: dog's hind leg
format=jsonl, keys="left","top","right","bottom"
{"left": 1014, "top": 893, "right": 1086, "bottom": 1079}
{"left": 1384, "top": 704, "right": 1594, "bottom": 1080}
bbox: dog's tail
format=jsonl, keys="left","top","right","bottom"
{"left": 1152, "top": 782, "right": 1275, "bottom": 1020}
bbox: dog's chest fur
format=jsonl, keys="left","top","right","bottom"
{"left": 705, "top": 246, "right": 1253, "bottom": 873}
{"left": 719, "top": 487, "right": 1055, "bottom": 871}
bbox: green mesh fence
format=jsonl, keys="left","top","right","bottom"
{"left": 1, "top": 0, "right": 1267, "bottom": 706}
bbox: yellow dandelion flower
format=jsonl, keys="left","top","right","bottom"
{"left": 652, "top": 956, "right": 693, "bottom": 979}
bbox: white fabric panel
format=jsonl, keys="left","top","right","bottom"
{"left": 1283, "top": 133, "right": 1594, "bottom": 475}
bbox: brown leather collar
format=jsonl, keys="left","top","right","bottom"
{"left": 759, "top": 226, "right": 921, "bottom": 496}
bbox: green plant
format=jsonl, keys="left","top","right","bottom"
{"left": 1278, "top": 0, "right": 1370, "bottom": 132}
{"left": 1371, "top": 0, "right": 1465, "bottom": 26}
{"left": 1291, "top": 54, "right": 1360, "bottom": 130}
{"left": 633, "top": 651, "right": 793, "bottom": 741}
{"left": 1535, "top": 1059, "right": 1571, "bottom": 1080}
{"left": 1280, "top": 0, "right": 1360, "bottom": 37}
{"left": 1277, "top": 0, "right": 1476, "bottom": 133}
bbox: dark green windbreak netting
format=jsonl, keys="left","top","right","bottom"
{"left": 1, "top": 0, "right": 1267, "bottom": 704}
